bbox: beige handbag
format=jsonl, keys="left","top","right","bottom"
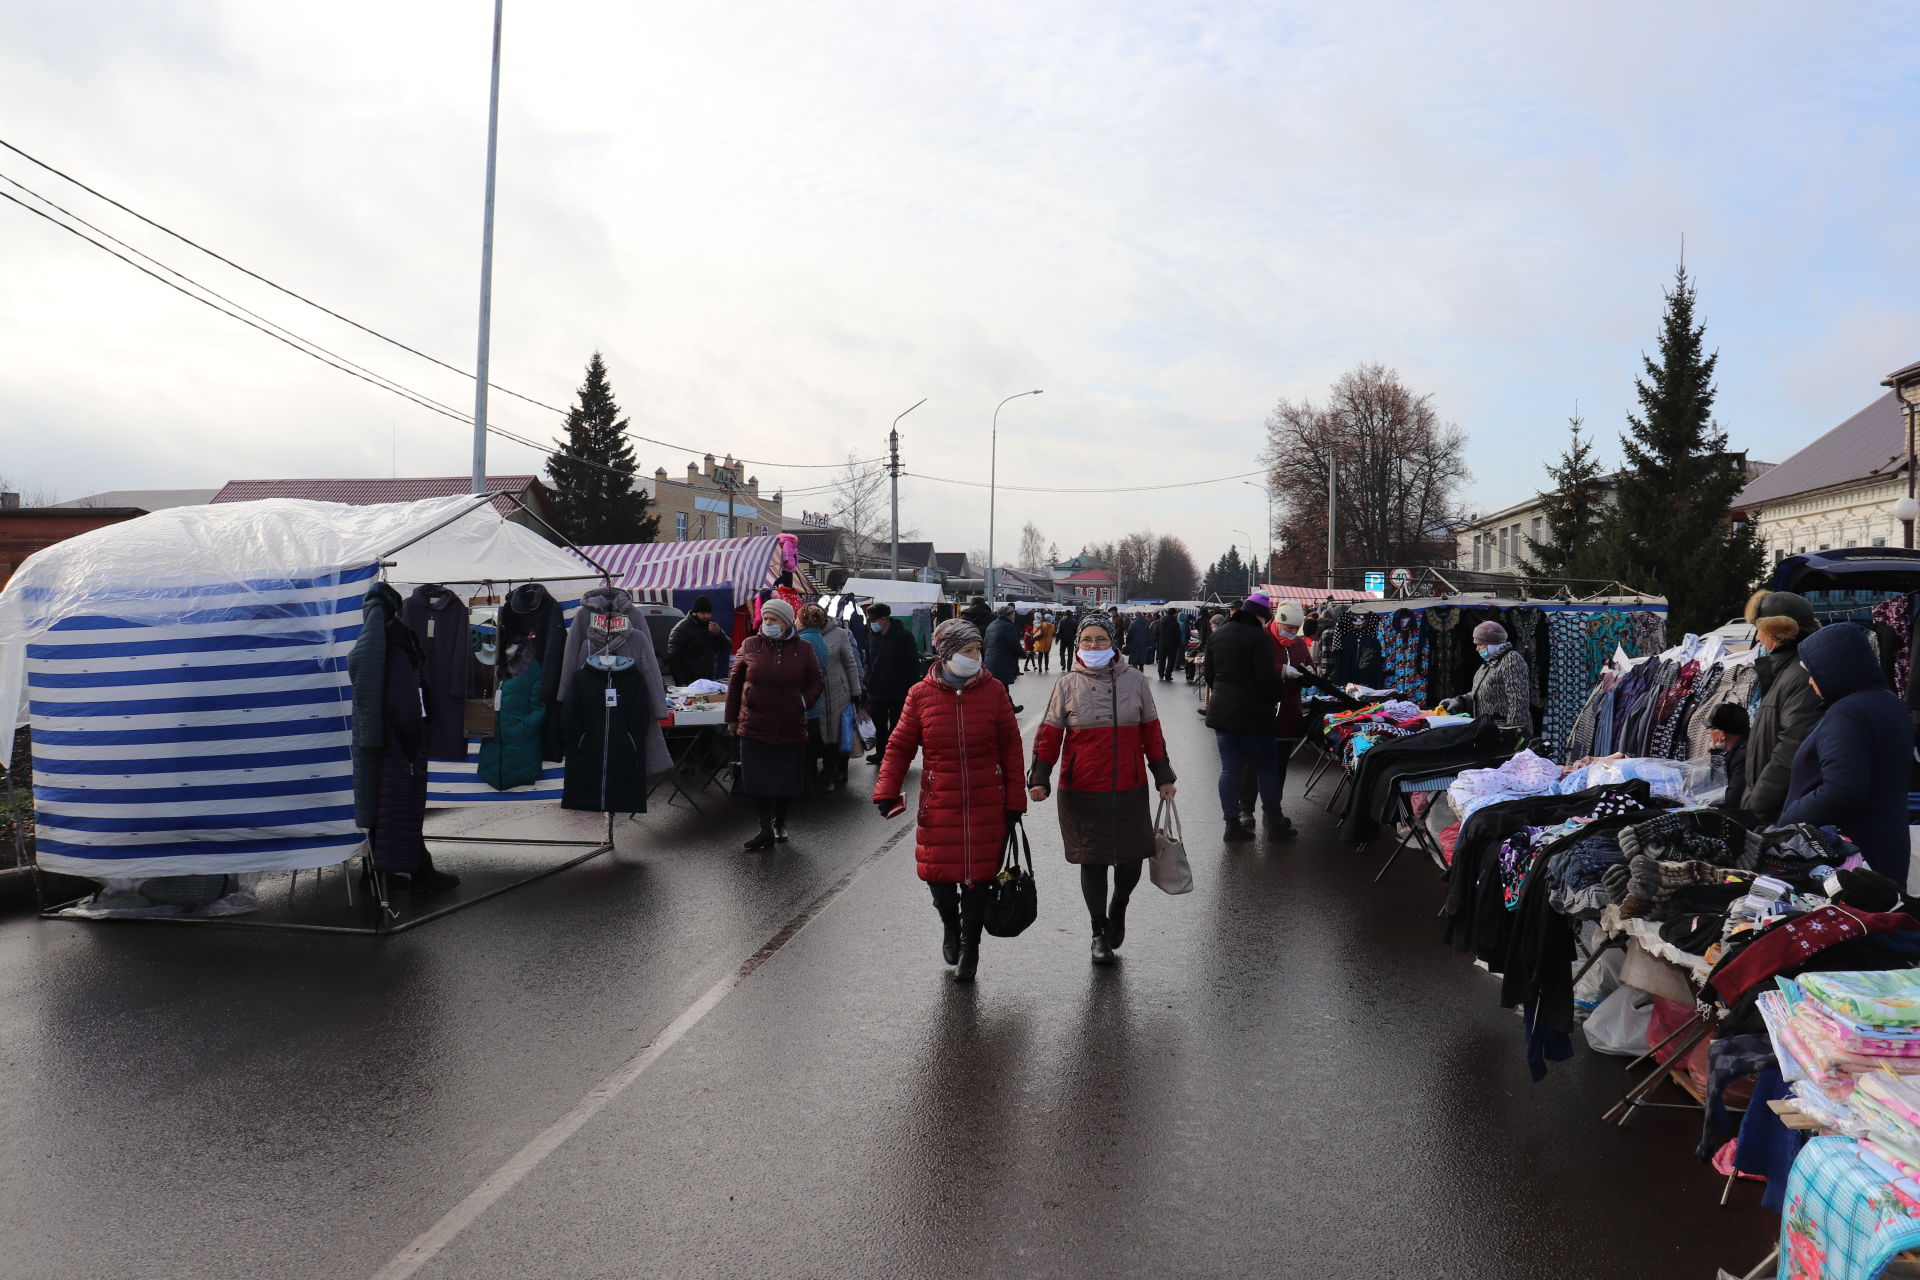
{"left": 1149, "top": 797, "right": 1193, "bottom": 894}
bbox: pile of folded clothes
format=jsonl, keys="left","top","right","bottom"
{"left": 1764, "top": 971, "right": 1920, "bottom": 1108}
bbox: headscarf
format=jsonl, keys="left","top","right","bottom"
{"left": 799, "top": 603, "right": 828, "bottom": 630}
{"left": 760, "top": 597, "right": 796, "bottom": 632}
{"left": 933, "top": 618, "right": 982, "bottom": 661}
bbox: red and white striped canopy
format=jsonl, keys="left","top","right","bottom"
{"left": 574, "top": 535, "right": 782, "bottom": 597}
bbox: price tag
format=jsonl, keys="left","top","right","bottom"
{"left": 494, "top": 686, "right": 502, "bottom": 711}
{"left": 427, "top": 620, "right": 436, "bottom": 639}
{"left": 605, "top": 686, "right": 619, "bottom": 708}
{"left": 593, "top": 613, "right": 630, "bottom": 635}
{"left": 418, "top": 689, "right": 427, "bottom": 718}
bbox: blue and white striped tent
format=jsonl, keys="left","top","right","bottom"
{"left": 0, "top": 495, "right": 602, "bottom": 880}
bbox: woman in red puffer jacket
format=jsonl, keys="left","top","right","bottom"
{"left": 874, "top": 618, "right": 1028, "bottom": 984}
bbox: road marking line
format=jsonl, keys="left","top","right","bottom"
{"left": 370, "top": 825, "right": 913, "bottom": 1280}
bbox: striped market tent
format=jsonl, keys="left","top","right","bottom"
{"left": 0, "top": 495, "right": 602, "bottom": 879}
{"left": 576, "top": 535, "right": 784, "bottom": 601}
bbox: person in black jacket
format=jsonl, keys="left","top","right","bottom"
{"left": 666, "top": 595, "right": 732, "bottom": 686}
{"left": 863, "top": 602, "right": 921, "bottom": 765}
{"left": 1745, "top": 590, "right": 1823, "bottom": 823}
{"left": 1780, "top": 622, "right": 1913, "bottom": 884}
{"left": 1153, "top": 608, "right": 1182, "bottom": 682}
{"left": 1125, "top": 612, "right": 1156, "bottom": 669}
{"left": 1707, "top": 703, "right": 1750, "bottom": 816}
{"left": 984, "top": 605, "right": 1023, "bottom": 703}
{"left": 1203, "top": 595, "right": 1285, "bottom": 843}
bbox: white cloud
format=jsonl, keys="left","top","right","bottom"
{"left": 1, "top": 0, "right": 1916, "bottom": 578}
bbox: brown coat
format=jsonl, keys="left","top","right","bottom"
{"left": 726, "top": 633, "right": 825, "bottom": 745}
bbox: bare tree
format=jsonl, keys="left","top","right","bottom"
{"left": 0, "top": 474, "right": 59, "bottom": 506}
{"left": 1016, "top": 522, "right": 1047, "bottom": 572}
{"left": 828, "top": 453, "right": 891, "bottom": 570}
{"left": 1263, "top": 364, "right": 1469, "bottom": 584}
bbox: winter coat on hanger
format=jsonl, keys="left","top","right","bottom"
{"left": 400, "top": 584, "right": 472, "bottom": 761}
{"left": 349, "top": 582, "right": 402, "bottom": 829}
{"left": 560, "top": 585, "right": 671, "bottom": 775}
{"left": 479, "top": 657, "right": 548, "bottom": 791}
{"left": 496, "top": 583, "right": 569, "bottom": 761}
{"left": 1780, "top": 623, "right": 1913, "bottom": 883}
{"left": 562, "top": 658, "right": 652, "bottom": 813}
{"left": 874, "top": 663, "right": 1027, "bottom": 884}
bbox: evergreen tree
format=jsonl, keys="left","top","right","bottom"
{"left": 544, "top": 353, "right": 659, "bottom": 546}
{"left": 1599, "top": 266, "right": 1761, "bottom": 633}
{"left": 1202, "top": 547, "right": 1247, "bottom": 599}
{"left": 1520, "top": 412, "right": 1611, "bottom": 581}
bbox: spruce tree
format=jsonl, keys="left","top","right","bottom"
{"left": 1599, "top": 266, "right": 1761, "bottom": 634}
{"left": 1520, "top": 413, "right": 1611, "bottom": 581}
{"left": 544, "top": 353, "right": 660, "bottom": 546}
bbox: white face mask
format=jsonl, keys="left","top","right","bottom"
{"left": 762, "top": 622, "right": 785, "bottom": 639}
{"left": 1079, "top": 647, "right": 1116, "bottom": 669}
{"left": 946, "top": 653, "right": 982, "bottom": 679}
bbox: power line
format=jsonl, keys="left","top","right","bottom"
{"left": 903, "top": 467, "right": 1271, "bottom": 494}
{"left": 0, "top": 135, "right": 882, "bottom": 471}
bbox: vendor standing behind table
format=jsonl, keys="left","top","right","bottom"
{"left": 1779, "top": 622, "right": 1914, "bottom": 885}
{"left": 726, "top": 598, "right": 824, "bottom": 851}
{"left": 1442, "top": 620, "right": 1532, "bottom": 733}
{"left": 862, "top": 603, "right": 920, "bottom": 766}
{"left": 1707, "top": 704, "right": 1751, "bottom": 816}
{"left": 1743, "top": 590, "right": 1824, "bottom": 825}
{"left": 1027, "top": 611, "right": 1177, "bottom": 967}
{"left": 667, "top": 594, "right": 733, "bottom": 685}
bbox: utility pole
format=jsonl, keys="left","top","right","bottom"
{"left": 470, "top": 0, "right": 505, "bottom": 495}
{"left": 1325, "top": 454, "right": 1337, "bottom": 592}
{"left": 889, "top": 399, "right": 925, "bottom": 581}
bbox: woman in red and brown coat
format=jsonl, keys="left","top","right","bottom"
{"left": 1027, "top": 610, "right": 1177, "bottom": 966}
{"left": 726, "top": 597, "right": 824, "bottom": 851}
{"left": 873, "top": 619, "right": 1027, "bottom": 983}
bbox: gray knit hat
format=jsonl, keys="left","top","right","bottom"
{"left": 933, "top": 618, "right": 981, "bottom": 661}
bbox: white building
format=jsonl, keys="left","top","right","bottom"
{"left": 1733, "top": 392, "right": 1908, "bottom": 564}
{"left": 1456, "top": 478, "right": 1621, "bottom": 573}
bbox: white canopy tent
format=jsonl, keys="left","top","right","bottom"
{"left": 0, "top": 496, "right": 605, "bottom": 880}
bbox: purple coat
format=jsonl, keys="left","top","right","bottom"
{"left": 401, "top": 584, "right": 471, "bottom": 761}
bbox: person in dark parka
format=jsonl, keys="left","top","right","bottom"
{"left": 1745, "top": 590, "right": 1824, "bottom": 823}
{"left": 1153, "top": 608, "right": 1182, "bottom": 681}
{"left": 863, "top": 603, "right": 921, "bottom": 765}
{"left": 1203, "top": 595, "right": 1285, "bottom": 841}
{"left": 984, "top": 606, "right": 1023, "bottom": 690}
{"left": 666, "top": 594, "right": 732, "bottom": 685}
{"left": 1780, "top": 622, "right": 1913, "bottom": 885}
{"left": 1125, "top": 612, "right": 1156, "bottom": 668}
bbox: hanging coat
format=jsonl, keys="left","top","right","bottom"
{"left": 478, "top": 658, "right": 547, "bottom": 790}
{"left": 559, "top": 585, "right": 673, "bottom": 776}
{"left": 400, "top": 584, "right": 472, "bottom": 761}
{"left": 349, "top": 582, "right": 402, "bottom": 829}
{"left": 562, "top": 661, "right": 651, "bottom": 813}
{"left": 496, "top": 583, "right": 568, "bottom": 762}
{"left": 370, "top": 622, "right": 430, "bottom": 872}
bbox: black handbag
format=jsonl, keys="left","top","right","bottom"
{"left": 982, "top": 818, "right": 1038, "bottom": 938}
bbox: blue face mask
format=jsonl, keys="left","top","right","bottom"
{"left": 869, "top": 621, "right": 884, "bottom": 633}
{"left": 762, "top": 622, "right": 785, "bottom": 639}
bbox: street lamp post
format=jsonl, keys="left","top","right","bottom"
{"left": 1884, "top": 361, "right": 1920, "bottom": 549}
{"left": 1242, "top": 479, "right": 1275, "bottom": 588}
{"left": 470, "top": 0, "right": 506, "bottom": 494}
{"left": 987, "top": 390, "right": 1043, "bottom": 599}
{"left": 1233, "top": 529, "right": 1254, "bottom": 595}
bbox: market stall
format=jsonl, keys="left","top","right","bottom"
{"left": 0, "top": 493, "right": 664, "bottom": 932}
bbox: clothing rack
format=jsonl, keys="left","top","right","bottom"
{"left": 34, "top": 490, "right": 634, "bottom": 936}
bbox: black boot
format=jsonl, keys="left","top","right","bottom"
{"left": 1105, "top": 902, "right": 1127, "bottom": 951}
{"left": 1089, "top": 917, "right": 1115, "bottom": 965}
{"left": 1224, "top": 820, "right": 1254, "bottom": 844}
{"left": 954, "top": 894, "right": 983, "bottom": 983}
{"left": 943, "top": 919, "right": 961, "bottom": 967}
{"left": 744, "top": 827, "right": 776, "bottom": 851}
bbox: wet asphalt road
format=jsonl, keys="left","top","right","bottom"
{"left": 0, "top": 669, "right": 1774, "bottom": 1279}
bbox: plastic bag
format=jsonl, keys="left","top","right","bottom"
{"left": 1573, "top": 926, "right": 1624, "bottom": 1019}
{"left": 856, "top": 713, "right": 877, "bottom": 747}
{"left": 1582, "top": 984, "right": 1654, "bottom": 1056}
{"left": 839, "top": 706, "right": 856, "bottom": 754}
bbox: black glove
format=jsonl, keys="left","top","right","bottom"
{"left": 875, "top": 797, "right": 906, "bottom": 819}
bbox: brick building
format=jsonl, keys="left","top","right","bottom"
{"left": 0, "top": 497, "right": 150, "bottom": 589}
{"left": 648, "top": 455, "right": 784, "bottom": 542}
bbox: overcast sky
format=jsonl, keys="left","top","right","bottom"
{"left": 2, "top": 1, "right": 1916, "bottom": 576}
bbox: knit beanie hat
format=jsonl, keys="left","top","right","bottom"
{"left": 1076, "top": 610, "right": 1116, "bottom": 642}
{"left": 692, "top": 595, "right": 714, "bottom": 614}
{"left": 760, "top": 598, "right": 796, "bottom": 631}
{"left": 933, "top": 618, "right": 981, "bottom": 660}
{"left": 1707, "top": 703, "right": 1749, "bottom": 735}
{"left": 1243, "top": 592, "right": 1273, "bottom": 618}
{"left": 1472, "top": 620, "right": 1509, "bottom": 645}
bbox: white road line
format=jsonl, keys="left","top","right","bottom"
{"left": 370, "top": 825, "right": 913, "bottom": 1280}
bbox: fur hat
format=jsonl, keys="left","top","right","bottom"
{"left": 1745, "top": 589, "right": 1819, "bottom": 634}
{"left": 1754, "top": 615, "right": 1801, "bottom": 650}
{"left": 1472, "top": 620, "right": 1509, "bottom": 645}
{"left": 933, "top": 618, "right": 982, "bottom": 660}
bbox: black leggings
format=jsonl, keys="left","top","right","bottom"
{"left": 754, "top": 796, "right": 791, "bottom": 831}
{"left": 1080, "top": 861, "right": 1142, "bottom": 929}
{"left": 928, "top": 882, "right": 988, "bottom": 938}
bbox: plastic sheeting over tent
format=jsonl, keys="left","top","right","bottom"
{"left": 0, "top": 496, "right": 604, "bottom": 877}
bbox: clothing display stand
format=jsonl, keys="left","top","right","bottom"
{"left": 32, "top": 491, "right": 635, "bottom": 937}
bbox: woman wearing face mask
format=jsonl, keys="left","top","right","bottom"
{"left": 873, "top": 619, "right": 1028, "bottom": 983}
{"left": 1442, "top": 620, "right": 1533, "bottom": 733}
{"left": 1027, "top": 611, "right": 1177, "bottom": 966}
{"left": 726, "top": 597, "right": 825, "bottom": 850}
